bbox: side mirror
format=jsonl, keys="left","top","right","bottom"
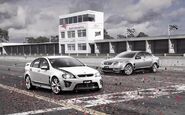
{"left": 135, "top": 56, "right": 141, "bottom": 60}
{"left": 41, "top": 65, "right": 49, "bottom": 70}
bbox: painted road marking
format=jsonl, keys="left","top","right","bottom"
{"left": 8, "top": 107, "right": 70, "bottom": 115}
{"left": 64, "top": 84, "right": 185, "bottom": 107}
{"left": 0, "top": 83, "right": 107, "bottom": 115}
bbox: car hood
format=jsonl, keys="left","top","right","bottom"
{"left": 104, "top": 58, "right": 130, "bottom": 63}
{"left": 58, "top": 66, "right": 98, "bottom": 75}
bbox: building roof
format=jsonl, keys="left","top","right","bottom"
{"left": 0, "top": 42, "right": 58, "bottom": 47}
{"left": 59, "top": 10, "right": 103, "bottom": 19}
{"left": 95, "top": 34, "right": 185, "bottom": 43}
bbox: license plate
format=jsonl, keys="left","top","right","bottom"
{"left": 83, "top": 80, "right": 92, "bottom": 84}
{"left": 104, "top": 66, "right": 109, "bottom": 68}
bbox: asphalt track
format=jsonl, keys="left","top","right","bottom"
{"left": 0, "top": 58, "right": 185, "bottom": 115}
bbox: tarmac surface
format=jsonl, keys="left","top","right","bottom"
{"left": 0, "top": 57, "right": 185, "bottom": 115}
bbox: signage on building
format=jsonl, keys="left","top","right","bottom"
{"left": 60, "top": 24, "right": 86, "bottom": 31}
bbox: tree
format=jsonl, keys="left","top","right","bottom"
{"left": 117, "top": 34, "right": 126, "bottom": 39}
{"left": 50, "top": 35, "right": 59, "bottom": 42}
{"left": 0, "top": 28, "right": 9, "bottom": 42}
{"left": 137, "top": 32, "right": 149, "bottom": 37}
{"left": 127, "top": 28, "right": 135, "bottom": 38}
{"left": 104, "top": 29, "right": 114, "bottom": 39}
{"left": 26, "top": 36, "right": 49, "bottom": 43}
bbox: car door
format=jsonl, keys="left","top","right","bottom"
{"left": 37, "top": 58, "right": 51, "bottom": 85}
{"left": 134, "top": 52, "right": 145, "bottom": 69}
{"left": 30, "top": 58, "right": 41, "bottom": 83}
{"left": 143, "top": 52, "right": 153, "bottom": 67}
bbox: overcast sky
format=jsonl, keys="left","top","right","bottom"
{"left": 0, "top": 0, "right": 185, "bottom": 42}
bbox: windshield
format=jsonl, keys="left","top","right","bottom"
{"left": 116, "top": 52, "right": 136, "bottom": 58}
{"left": 49, "top": 57, "right": 84, "bottom": 68}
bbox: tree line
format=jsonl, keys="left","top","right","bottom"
{"left": 104, "top": 28, "right": 149, "bottom": 39}
{"left": 25, "top": 36, "right": 59, "bottom": 43}
{"left": 0, "top": 28, "right": 148, "bottom": 43}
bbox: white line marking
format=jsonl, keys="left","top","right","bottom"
{"left": 8, "top": 107, "right": 70, "bottom": 115}
{"left": 64, "top": 84, "right": 185, "bottom": 107}
{"left": 0, "top": 83, "right": 106, "bottom": 115}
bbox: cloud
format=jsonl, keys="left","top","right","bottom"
{"left": 0, "top": 0, "right": 184, "bottom": 42}
{"left": 69, "top": 0, "right": 104, "bottom": 13}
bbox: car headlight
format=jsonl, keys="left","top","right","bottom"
{"left": 95, "top": 72, "right": 101, "bottom": 77}
{"left": 62, "top": 72, "right": 76, "bottom": 79}
{"left": 114, "top": 61, "right": 122, "bottom": 66}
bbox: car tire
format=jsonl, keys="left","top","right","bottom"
{"left": 51, "top": 77, "right": 61, "bottom": 94}
{"left": 25, "top": 76, "right": 34, "bottom": 90}
{"left": 151, "top": 63, "right": 158, "bottom": 73}
{"left": 124, "top": 64, "right": 133, "bottom": 75}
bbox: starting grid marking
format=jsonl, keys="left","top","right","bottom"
{"left": 64, "top": 84, "right": 185, "bottom": 107}
{"left": 1, "top": 83, "right": 185, "bottom": 115}
{"left": 8, "top": 107, "right": 70, "bottom": 115}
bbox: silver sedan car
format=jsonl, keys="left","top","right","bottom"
{"left": 100, "top": 51, "right": 159, "bottom": 75}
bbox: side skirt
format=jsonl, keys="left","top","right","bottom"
{"left": 32, "top": 81, "right": 51, "bottom": 89}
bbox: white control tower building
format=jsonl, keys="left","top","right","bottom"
{"left": 58, "top": 10, "right": 104, "bottom": 54}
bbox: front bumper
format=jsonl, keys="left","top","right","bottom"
{"left": 100, "top": 65, "right": 122, "bottom": 73}
{"left": 60, "top": 77, "right": 103, "bottom": 91}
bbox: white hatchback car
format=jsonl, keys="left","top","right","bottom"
{"left": 24, "top": 56, "right": 103, "bottom": 94}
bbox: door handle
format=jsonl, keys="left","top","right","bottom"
{"left": 38, "top": 70, "right": 40, "bottom": 72}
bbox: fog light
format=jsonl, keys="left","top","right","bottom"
{"left": 64, "top": 81, "right": 72, "bottom": 87}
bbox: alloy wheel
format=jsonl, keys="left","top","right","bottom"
{"left": 51, "top": 77, "right": 61, "bottom": 94}
{"left": 124, "top": 64, "right": 133, "bottom": 75}
{"left": 25, "top": 76, "right": 32, "bottom": 90}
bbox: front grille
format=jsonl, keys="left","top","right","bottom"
{"left": 104, "top": 62, "right": 113, "bottom": 65}
{"left": 102, "top": 68, "right": 113, "bottom": 71}
{"left": 78, "top": 74, "right": 94, "bottom": 77}
{"left": 74, "top": 83, "right": 99, "bottom": 90}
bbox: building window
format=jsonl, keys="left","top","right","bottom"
{"left": 78, "top": 29, "right": 86, "bottom": 37}
{"left": 88, "top": 14, "right": 95, "bottom": 21}
{"left": 78, "top": 43, "right": 86, "bottom": 50}
{"left": 73, "top": 16, "right": 77, "bottom": 23}
{"left": 69, "top": 17, "right": 73, "bottom": 24}
{"left": 67, "top": 44, "right": 75, "bottom": 51}
{"left": 78, "top": 15, "right": 82, "bottom": 22}
{"left": 83, "top": 14, "right": 88, "bottom": 21}
{"left": 60, "top": 19, "right": 64, "bottom": 25}
{"left": 61, "top": 32, "right": 65, "bottom": 38}
{"left": 65, "top": 18, "right": 69, "bottom": 24}
{"left": 67, "top": 31, "right": 75, "bottom": 38}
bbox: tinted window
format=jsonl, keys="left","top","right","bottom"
{"left": 144, "top": 52, "right": 152, "bottom": 57}
{"left": 136, "top": 52, "right": 145, "bottom": 58}
{"left": 116, "top": 52, "right": 136, "bottom": 58}
{"left": 40, "top": 59, "right": 49, "bottom": 68}
{"left": 49, "top": 57, "right": 84, "bottom": 68}
{"left": 31, "top": 59, "right": 40, "bottom": 68}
